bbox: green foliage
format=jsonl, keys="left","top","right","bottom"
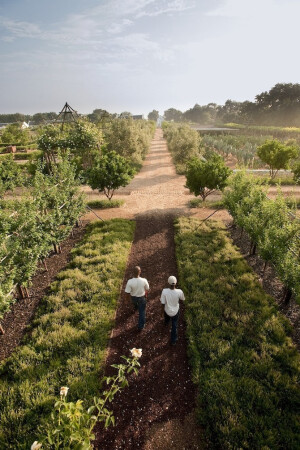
{"left": 0, "top": 123, "right": 30, "bottom": 145}
{"left": 147, "top": 110, "right": 159, "bottom": 121}
{"left": 0, "top": 154, "right": 22, "bottom": 197}
{"left": 162, "top": 122, "right": 202, "bottom": 172}
{"left": 87, "top": 199, "right": 124, "bottom": 209}
{"left": 257, "top": 139, "right": 299, "bottom": 178}
{"left": 104, "top": 118, "right": 155, "bottom": 166}
{"left": 292, "top": 161, "right": 300, "bottom": 184}
{"left": 0, "top": 219, "right": 135, "bottom": 448}
{"left": 0, "top": 156, "right": 86, "bottom": 318}
{"left": 224, "top": 172, "right": 300, "bottom": 302}
{"left": 185, "top": 154, "right": 232, "bottom": 200}
{"left": 86, "top": 151, "right": 135, "bottom": 200}
{"left": 175, "top": 218, "right": 300, "bottom": 449}
{"left": 37, "top": 355, "right": 140, "bottom": 449}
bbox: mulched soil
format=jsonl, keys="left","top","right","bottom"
{"left": 229, "top": 223, "right": 300, "bottom": 350}
{"left": 94, "top": 214, "right": 203, "bottom": 450}
{"left": 0, "top": 221, "right": 89, "bottom": 361}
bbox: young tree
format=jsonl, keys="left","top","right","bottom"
{"left": 257, "top": 139, "right": 299, "bottom": 179}
{"left": 185, "top": 154, "right": 232, "bottom": 201}
{"left": 86, "top": 151, "right": 135, "bottom": 200}
{"left": 0, "top": 155, "right": 22, "bottom": 197}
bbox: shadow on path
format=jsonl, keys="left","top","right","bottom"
{"left": 94, "top": 214, "right": 200, "bottom": 449}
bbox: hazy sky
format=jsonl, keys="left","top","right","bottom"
{"left": 0, "top": 0, "right": 299, "bottom": 116}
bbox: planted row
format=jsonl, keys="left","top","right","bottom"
{"left": 0, "top": 219, "right": 135, "bottom": 448}
{"left": 175, "top": 217, "right": 300, "bottom": 449}
{"left": 0, "top": 157, "right": 85, "bottom": 319}
{"left": 162, "top": 122, "right": 202, "bottom": 173}
{"left": 223, "top": 172, "right": 300, "bottom": 303}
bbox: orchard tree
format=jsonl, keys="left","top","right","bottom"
{"left": 0, "top": 123, "right": 30, "bottom": 145}
{"left": 257, "top": 139, "right": 299, "bottom": 179}
{"left": 86, "top": 151, "right": 135, "bottom": 200}
{"left": 148, "top": 110, "right": 159, "bottom": 121}
{"left": 185, "top": 154, "right": 232, "bottom": 201}
{"left": 0, "top": 155, "right": 22, "bottom": 197}
{"left": 292, "top": 162, "right": 300, "bottom": 184}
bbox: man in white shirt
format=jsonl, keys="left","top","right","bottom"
{"left": 160, "top": 275, "right": 185, "bottom": 345}
{"left": 125, "top": 266, "right": 150, "bottom": 331}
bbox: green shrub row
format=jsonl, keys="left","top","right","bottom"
{"left": 87, "top": 199, "right": 125, "bottom": 209}
{"left": 175, "top": 217, "right": 300, "bottom": 449}
{"left": 0, "top": 219, "right": 135, "bottom": 449}
{"left": 162, "top": 122, "right": 202, "bottom": 173}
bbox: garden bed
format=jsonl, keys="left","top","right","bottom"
{"left": 175, "top": 218, "right": 300, "bottom": 449}
{"left": 0, "top": 219, "right": 135, "bottom": 448}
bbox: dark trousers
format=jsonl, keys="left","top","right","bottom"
{"left": 164, "top": 310, "right": 179, "bottom": 343}
{"left": 132, "top": 296, "right": 146, "bottom": 329}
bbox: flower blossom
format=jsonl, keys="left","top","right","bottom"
{"left": 130, "top": 348, "right": 142, "bottom": 358}
{"left": 31, "top": 441, "right": 42, "bottom": 450}
{"left": 60, "top": 386, "right": 69, "bottom": 397}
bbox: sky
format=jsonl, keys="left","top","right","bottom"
{"left": 0, "top": 0, "right": 299, "bottom": 116}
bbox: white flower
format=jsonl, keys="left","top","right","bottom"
{"left": 60, "top": 386, "right": 69, "bottom": 397}
{"left": 130, "top": 348, "right": 142, "bottom": 358}
{"left": 31, "top": 441, "right": 42, "bottom": 450}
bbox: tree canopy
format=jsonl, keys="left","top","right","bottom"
{"left": 86, "top": 151, "right": 135, "bottom": 200}
{"left": 185, "top": 154, "right": 232, "bottom": 200}
{"left": 257, "top": 139, "right": 299, "bottom": 178}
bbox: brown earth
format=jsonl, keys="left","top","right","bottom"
{"left": 94, "top": 215, "right": 205, "bottom": 450}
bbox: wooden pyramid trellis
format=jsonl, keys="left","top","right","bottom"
{"left": 55, "top": 102, "right": 79, "bottom": 130}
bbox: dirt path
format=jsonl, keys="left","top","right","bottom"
{"left": 82, "top": 129, "right": 231, "bottom": 223}
{"left": 95, "top": 215, "right": 203, "bottom": 450}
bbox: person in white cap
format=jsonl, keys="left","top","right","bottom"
{"left": 160, "top": 275, "right": 185, "bottom": 345}
{"left": 125, "top": 266, "right": 150, "bottom": 331}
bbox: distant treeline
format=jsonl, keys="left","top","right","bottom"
{"left": 164, "top": 83, "right": 300, "bottom": 127}
{"left": 2, "top": 83, "right": 300, "bottom": 127}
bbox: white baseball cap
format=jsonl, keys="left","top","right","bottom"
{"left": 168, "top": 276, "right": 177, "bottom": 285}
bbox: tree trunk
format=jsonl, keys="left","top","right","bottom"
{"left": 0, "top": 323, "right": 4, "bottom": 335}
{"left": 262, "top": 261, "right": 268, "bottom": 278}
{"left": 249, "top": 241, "right": 257, "bottom": 255}
{"left": 42, "top": 259, "right": 48, "bottom": 272}
{"left": 24, "top": 287, "right": 30, "bottom": 298}
{"left": 240, "top": 228, "right": 244, "bottom": 238}
{"left": 283, "top": 287, "right": 292, "bottom": 304}
{"left": 18, "top": 285, "right": 25, "bottom": 299}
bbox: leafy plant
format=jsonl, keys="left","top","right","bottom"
{"left": 35, "top": 351, "right": 141, "bottom": 449}
{"left": 86, "top": 151, "right": 135, "bottom": 200}
{"left": 185, "top": 154, "right": 232, "bottom": 200}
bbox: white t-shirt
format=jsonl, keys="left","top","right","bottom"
{"left": 160, "top": 288, "right": 185, "bottom": 317}
{"left": 125, "top": 277, "right": 149, "bottom": 297}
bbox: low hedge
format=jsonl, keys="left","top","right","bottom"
{"left": 0, "top": 219, "right": 135, "bottom": 448}
{"left": 175, "top": 218, "right": 300, "bottom": 449}
{"left": 87, "top": 199, "right": 125, "bottom": 209}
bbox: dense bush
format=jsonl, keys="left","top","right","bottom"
{"left": 0, "top": 219, "right": 135, "bottom": 448}
{"left": 175, "top": 217, "right": 300, "bottom": 449}
{"left": 162, "top": 122, "right": 202, "bottom": 173}
{"left": 104, "top": 118, "right": 155, "bottom": 168}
